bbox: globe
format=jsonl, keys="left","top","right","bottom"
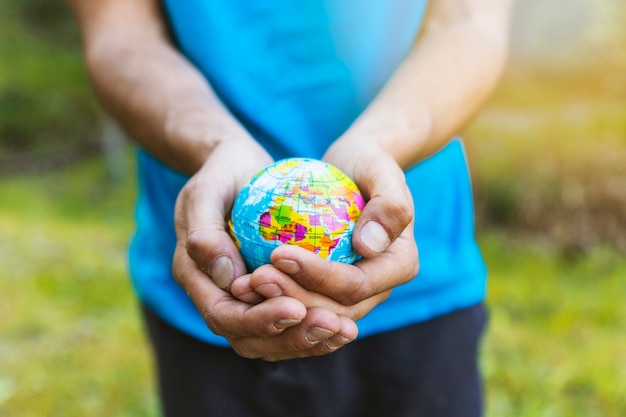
{"left": 229, "top": 158, "right": 366, "bottom": 271}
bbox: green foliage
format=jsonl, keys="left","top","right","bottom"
{"left": 481, "top": 233, "right": 626, "bottom": 417}
{"left": 467, "top": 60, "right": 626, "bottom": 415}
{"left": 0, "top": 154, "right": 159, "bottom": 417}
{"left": 1, "top": 158, "right": 624, "bottom": 416}
{"left": 1, "top": 1, "right": 624, "bottom": 415}
{"left": 0, "top": 0, "right": 101, "bottom": 173}
{"left": 466, "top": 66, "right": 626, "bottom": 252}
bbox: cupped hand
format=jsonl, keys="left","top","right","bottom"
{"left": 174, "top": 138, "right": 270, "bottom": 291}
{"left": 173, "top": 247, "right": 357, "bottom": 361}
{"left": 318, "top": 141, "right": 419, "bottom": 302}
{"left": 172, "top": 139, "right": 358, "bottom": 360}
{"left": 231, "top": 143, "right": 419, "bottom": 320}
{"left": 230, "top": 220, "right": 415, "bottom": 321}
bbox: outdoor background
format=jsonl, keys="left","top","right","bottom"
{"left": 1, "top": 0, "right": 624, "bottom": 416}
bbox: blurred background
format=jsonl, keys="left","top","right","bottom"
{"left": 0, "top": 0, "right": 624, "bottom": 415}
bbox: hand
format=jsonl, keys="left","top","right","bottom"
{"left": 231, "top": 144, "right": 419, "bottom": 319}
{"left": 320, "top": 141, "right": 420, "bottom": 302}
{"left": 231, "top": 221, "right": 416, "bottom": 321}
{"left": 172, "top": 139, "right": 358, "bottom": 360}
{"left": 173, "top": 248, "right": 358, "bottom": 361}
{"left": 174, "top": 138, "right": 270, "bottom": 291}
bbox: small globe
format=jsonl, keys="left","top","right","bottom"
{"left": 229, "top": 158, "right": 365, "bottom": 271}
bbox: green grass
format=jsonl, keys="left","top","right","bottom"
{"left": 1, "top": 2, "right": 624, "bottom": 415}
{"left": 481, "top": 234, "right": 626, "bottom": 417}
{"left": 468, "top": 64, "right": 626, "bottom": 416}
{"left": 0, "top": 0, "right": 101, "bottom": 170}
{"left": 465, "top": 66, "right": 626, "bottom": 252}
{"left": 0, "top": 154, "right": 624, "bottom": 416}
{"left": 0, "top": 156, "right": 159, "bottom": 417}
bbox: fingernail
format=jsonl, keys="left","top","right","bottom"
{"left": 360, "top": 221, "right": 390, "bottom": 253}
{"left": 210, "top": 256, "right": 234, "bottom": 289}
{"left": 274, "top": 319, "right": 301, "bottom": 330}
{"left": 325, "top": 335, "right": 351, "bottom": 350}
{"left": 238, "top": 292, "right": 264, "bottom": 304}
{"left": 306, "top": 327, "right": 334, "bottom": 344}
{"left": 256, "top": 283, "right": 283, "bottom": 298}
{"left": 274, "top": 259, "right": 300, "bottom": 275}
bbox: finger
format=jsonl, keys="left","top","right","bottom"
{"left": 175, "top": 174, "right": 247, "bottom": 290}
{"left": 271, "top": 229, "right": 418, "bottom": 306}
{"left": 230, "top": 307, "right": 358, "bottom": 361}
{"left": 173, "top": 246, "right": 306, "bottom": 338}
{"left": 185, "top": 230, "right": 243, "bottom": 290}
{"left": 249, "top": 262, "right": 391, "bottom": 321}
{"left": 230, "top": 273, "right": 266, "bottom": 304}
{"left": 351, "top": 153, "right": 414, "bottom": 258}
{"left": 325, "top": 316, "right": 359, "bottom": 350}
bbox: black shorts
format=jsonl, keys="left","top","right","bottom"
{"left": 142, "top": 303, "right": 487, "bottom": 417}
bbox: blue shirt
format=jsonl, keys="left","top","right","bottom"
{"left": 129, "top": 0, "right": 487, "bottom": 346}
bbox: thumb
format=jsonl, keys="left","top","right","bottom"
{"left": 352, "top": 156, "right": 414, "bottom": 258}
{"left": 174, "top": 173, "right": 247, "bottom": 291}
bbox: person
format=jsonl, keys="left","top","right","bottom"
{"left": 68, "top": 0, "right": 513, "bottom": 416}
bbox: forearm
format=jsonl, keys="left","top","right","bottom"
{"left": 69, "top": 0, "right": 254, "bottom": 175}
{"left": 87, "top": 37, "right": 252, "bottom": 175}
{"left": 333, "top": 0, "right": 513, "bottom": 170}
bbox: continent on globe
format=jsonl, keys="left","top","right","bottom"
{"left": 229, "top": 158, "right": 365, "bottom": 271}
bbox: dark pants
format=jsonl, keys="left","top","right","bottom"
{"left": 142, "top": 303, "right": 487, "bottom": 417}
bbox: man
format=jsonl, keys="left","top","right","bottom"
{"left": 68, "top": 0, "right": 512, "bottom": 416}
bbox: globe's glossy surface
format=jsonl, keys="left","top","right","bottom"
{"left": 229, "top": 158, "right": 365, "bottom": 271}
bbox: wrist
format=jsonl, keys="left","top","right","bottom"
{"left": 330, "top": 106, "right": 432, "bottom": 172}
{"left": 163, "top": 103, "right": 257, "bottom": 175}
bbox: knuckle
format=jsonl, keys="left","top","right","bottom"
{"left": 387, "top": 198, "right": 413, "bottom": 231}
{"left": 338, "top": 277, "right": 368, "bottom": 306}
{"left": 185, "top": 231, "right": 216, "bottom": 271}
{"left": 186, "top": 230, "right": 208, "bottom": 255}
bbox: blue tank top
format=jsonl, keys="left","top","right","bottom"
{"left": 128, "top": 0, "right": 487, "bottom": 346}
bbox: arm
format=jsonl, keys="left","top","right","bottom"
{"left": 67, "top": 0, "right": 251, "bottom": 174}
{"left": 329, "top": 0, "right": 513, "bottom": 170}
{"left": 235, "top": 0, "right": 513, "bottom": 317}
{"left": 67, "top": 0, "right": 357, "bottom": 361}
{"left": 326, "top": 0, "right": 514, "bottom": 272}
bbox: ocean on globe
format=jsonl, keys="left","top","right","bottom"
{"left": 229, "top": 158, "right": 366, "bottom": 271}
